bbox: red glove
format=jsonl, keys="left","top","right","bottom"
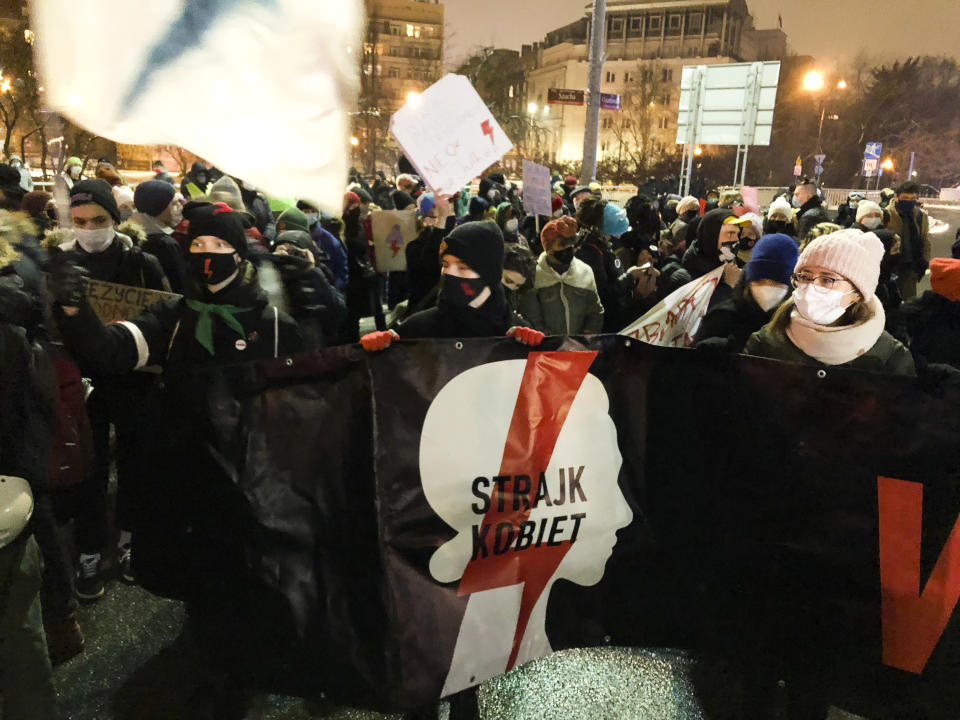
{"left": 361, "top": 329, "right": 399, "bottom": 352}
{"left": 507, "top": 326, "right": 544, "bottom": 347}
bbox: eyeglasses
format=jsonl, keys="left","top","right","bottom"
{"left": 791, "top": 272, "right": 849, "bottom": 290}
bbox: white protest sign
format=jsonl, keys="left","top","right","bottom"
{"left": 619, "top": 266, "right": 724, "bottom": 347}
{"left": 522, "top": 160, "right": 553, "bottom": 217}
{"left": 370, "top": 209, "right": 418, "bottom": 273}
{"left": 389, "top": 74, "right": 513, "bottom": 196}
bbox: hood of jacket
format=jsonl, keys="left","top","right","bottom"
{"left": 128, "top": 212, "right": 173, "bottom": 238}
{"left": 534, "top": 252, "right": 598, "bottom": 292}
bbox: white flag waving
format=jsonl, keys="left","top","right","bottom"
{"left": 619, "top": 266, "right": 724, "bottom": 347}
{"left": 31, "top": 0, "right": 361, "bottom": 212}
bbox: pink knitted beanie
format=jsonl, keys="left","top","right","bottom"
{"left": 796, "top": 229, "right": 885, "bottom": 301}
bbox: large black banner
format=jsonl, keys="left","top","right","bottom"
{"left": 137, "top": 337, "right": 960, "bottom": 717}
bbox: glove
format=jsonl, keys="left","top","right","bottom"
{"left": 360, "top": 329, "right": 399, "bottom": 352}
{"left": 47, "top": 254, "right": 88, "bottom": 307}
{"left": 507, "top": 326, "right": 544, "bottom": 347}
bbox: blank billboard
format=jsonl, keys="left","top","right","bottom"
{"left": 676, "top": 61, "right": 781, "bottom": 146}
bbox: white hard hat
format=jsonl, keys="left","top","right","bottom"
{"left": 0, "top": 475, "right": 33, "bottom": 548}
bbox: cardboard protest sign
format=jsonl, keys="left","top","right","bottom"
{"left": 740, "top": 185, "right": 760, "bottom": 214}
{"left": 371, "top": 209, "right": 418, "bottom": 273}
{"left": 619, "top": 265, "right": 723, "bottom": 346}
{"left": 86, "top": 279, "right": 180, "bottom": 324}
{"left": 522, "top": 161, "right": 553, "bottom": 217}
{"left": 389, "top": 74, "right": 513, "bottom": 196}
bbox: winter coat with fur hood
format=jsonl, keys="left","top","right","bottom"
{"left": 518, "top": 254, "right": 604, "bottom": 336}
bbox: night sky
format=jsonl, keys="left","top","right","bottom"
{"left": 444, "top": 0, "right": 960, "bottom": 70}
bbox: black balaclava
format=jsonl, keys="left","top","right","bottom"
{"left": 695, "top": 208, "right": 737, "bottom": 264}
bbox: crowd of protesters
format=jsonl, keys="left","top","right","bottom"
{"left": 0, "top": 151, "right": 958, "bottom": 720}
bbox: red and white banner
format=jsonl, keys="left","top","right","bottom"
{"left": 619, "top": 266, "right": 723, "bottom": 346}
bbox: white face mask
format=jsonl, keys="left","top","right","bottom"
{"left": 793, "top": 283, "right": 853, "bottom": 325}
{"left": 68, "top": 166, "right": 81, "bottom": 179}
{"left": 751, "top": 283, "right": 789, "bottom": 312}
{"left": 860, "top": 215, "right": 881, "bottom": 230}
{"left": 75, "top": 227, "right": 115, "bottom": 253}
{"left": 505, "top": 218, "right": 519, "bottom": 234}
{"left": 719, "top": 245, "right": 737, "bottom": 263}
{"left": 303, "top": 212, "right": 319, "bottom": 227}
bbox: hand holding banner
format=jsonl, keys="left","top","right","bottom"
{"left": 619, "top": 266, "right": 724, "bottom": 346}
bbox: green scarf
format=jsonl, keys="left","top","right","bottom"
{"left": 185, "top": 299, "right": 253, "bottom": 356}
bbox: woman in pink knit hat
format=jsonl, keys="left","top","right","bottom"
{"left": 744, "top": 228, "right": 915, "bottom": 375}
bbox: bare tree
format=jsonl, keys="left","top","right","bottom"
{"left": 603, "top": 61, "right": 669, "bottom": 183}
{"left": 157, "top": 145, "right": 198, "bottom": 175}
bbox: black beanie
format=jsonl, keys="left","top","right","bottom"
{"left": 69, "top": 179, "right": 120, "bottom": 223}
{"left": 438, "top": 220, "right": 504, "bottom": 290}
{"left": 134, "top": 179, "right": 176, "bottom": 217}
{"left": 184, "top": 201, "right": 249, "bottom": 259}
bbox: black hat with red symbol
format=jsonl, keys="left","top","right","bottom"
{"left": 184, "top": 201, "right": 249, "bottom": 259}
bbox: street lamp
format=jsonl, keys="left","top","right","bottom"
{"left": 405, "top": 91, "right": 421, "bottom": 108}
{"left": 349, "top": 136, "right": 359, "bottom": 147}
{"left": 803, "top": 70, "right": 846, "bottom": 158}
{"left": 882, "top": 158, "right": 894, "bottom": 171}
{"left": 802, "top": 70, "right": 824, "bottom": 92}
{"left": 694, "top": 146, "right": 703, "bottom": 156}
{"left": 527, "top": 102, "right": 538, "bottom": 115}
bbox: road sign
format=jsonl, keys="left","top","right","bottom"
{"left": 814, "top": 164, "right": 824, "bottom": 175}
{"left": 814, "top": 153, "right": 826, "bottom": 164}
{"left": 863, "top": 158, "right": 879, "bottom": 178}
{"left": 548, "top": 88, "right": 585, "bottom": 106}
{"left": 864, "top": 142, "right": 882, "bottom": 160}
{"left": 600, "top": 93, "right": 621, "bottom": 110}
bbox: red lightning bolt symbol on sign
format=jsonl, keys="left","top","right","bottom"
{"left": 458, "top": 350, "right": 598, "bottom": 671}
{"left": 481, "top": 119, "right": 495, "bottom": 145}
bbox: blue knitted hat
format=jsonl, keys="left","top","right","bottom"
{"left": 744, "top": 233, "right": 799, "bottom": 286}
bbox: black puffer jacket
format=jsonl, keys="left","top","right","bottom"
{"left": 56, "top": 261, "right": 303, "bottom": 375}
{"left": 693, "top": 285, "right": 782, "bottom": 352}
{"left": 797, "top": 196, "right": 829, "bottom": 240}
{"left": 398, "top": 285, "right": 526, "bottom": 340}
{"left": 902, "top": 291, "right": 960, "bottom": 370}
{"left": 53, "top": 230, "right": 169, "bottom": 292}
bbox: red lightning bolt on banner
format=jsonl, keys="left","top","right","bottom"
{"left": 481, "top": 119, "right": 495, "bottom": 145}
{"left": 458, "top": 350, "right": 598, "bottom": 671}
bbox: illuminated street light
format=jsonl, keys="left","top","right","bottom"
{"left": 836, "top": 79, "right": 847, "bottom": 90}
{"left": 802, "top": 70, "right": 824, "bottom": 92}
{"left": 349, "top": 136, "right": 359, "bottom": 147}
{"left": 694, "top": 146, "right": 703, "bottom": 156}
{"left": 527, "top": 102, "right": 538, "bottom": 115}
{"left": 405, "top": 91, "right": 421, "bottom": 108}
{"left": 0, "top": 77, "right": 11, "bottom": 94}
{"left": 542, "top": 105, "right": 550, "bottom": 116}
{"left": 882, "top": 158, "right": 894, "bottom": 171}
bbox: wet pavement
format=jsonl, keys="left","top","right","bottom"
{"left": 51, "top": 576, "right": 870, "bottom": 720}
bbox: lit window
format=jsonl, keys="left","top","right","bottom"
{"left": 406, "top": 24, "right": 414, "bottom": 37}
{"left": 508, "top": 85, "right": 514, "bottom": 98}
